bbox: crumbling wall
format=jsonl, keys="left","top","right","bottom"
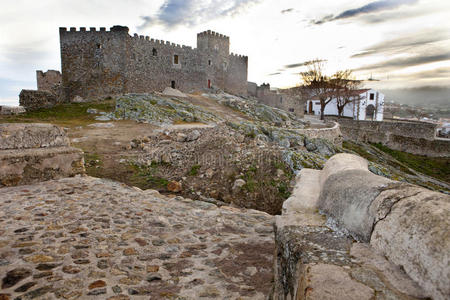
{"left": 250, "top": 83, "right": 305, "bottom": 118}
{"left": 19, "top": 89, "right": 60, "bottom": 111}
{"left": 0, "top": 123, "right": 85, "bottom": 187}
{"left": 274, "top": 153, "right": 449, "bottom": 300}
{"left": 37, "top": 70, "right": 61, "bottom": 92}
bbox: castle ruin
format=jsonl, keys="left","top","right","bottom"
{"left": 59, "top": 26, "right": 248, "bottom": 101}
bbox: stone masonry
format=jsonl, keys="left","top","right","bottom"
{"left": 248, "top": 82, "right": 305, "bottom": 118}
{"left": 0, "top": 176, "right": 274, "bottom": 299}
{"left": 59, "top": 26, "right": 248, "bottom": 101}
{"left": 326, "top": 117, "right": 450, "bottom": 157}
{"left": 275, "top": 153, "right": 449, "bottom": 300}
{"left": 19, "top": 90, "right": 60, "bottom": 111}
{"left": 36, "top": 70, "right": 62, "bottom": 93}
{"left": 0, "top": 123, "right": 85, "bottom": 187}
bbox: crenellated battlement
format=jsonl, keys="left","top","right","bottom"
{"left": 59, "top": 25, "right": 247, "bottom": 99}
{"left": 230, "top": 52, "right": 248, "bottom": 59}
{"left": 197, "top": 30, "right": 229, "bottom": 40}
{"left": 130, "top": 33, "right": 192, "bottom": 50}
{"left": 59, "top": 25, "right": 127, "bottom": 33}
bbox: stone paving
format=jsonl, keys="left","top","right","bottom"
{"left": 0, "top": 176, "right": 274, "bottom": 299}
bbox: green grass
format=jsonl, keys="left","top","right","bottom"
{"left": 371, "top": 143, "right": 450, "bottom": 183}
{"left": 0, "top": 101, "right": 115, "bottom": 127}
{"left": 188, "top": 164, "right": 201, "bottom": 176}
{"left": 343, "top": 141, "right": 415, "bottom": 175}
{"left": 130, "top": 161, "right": 170, "bottom": 190}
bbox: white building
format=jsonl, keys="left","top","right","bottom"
{"left": 306, "top": 89, "right": 384, "bottom": 121}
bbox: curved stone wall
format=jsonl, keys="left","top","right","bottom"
{"left": 275, "top": 153, "right": 449, "bottom": 300}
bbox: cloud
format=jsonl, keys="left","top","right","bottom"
{"left": 352, "top": 29, "right": 450, "bottom": 58}
{"left": 284, "top": 59, "right": 326, "bottom": 69}
{"left": 139, "top": 0, "right": 261, "bottom": 29}
{"left": 355, "top": 52, "right": 450, "bottom": 72}
{"left": 311, "top": 0, "right": 419, "bottom": 25}
{"left": 281, "top": 8, "right": 293, "bottom": 14}
{"left": 268, "top": 72, "right": 281, "bottom": 76}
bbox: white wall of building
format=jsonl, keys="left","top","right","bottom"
{"left": 306, "top": 89, "right": 384, "bottom": 121}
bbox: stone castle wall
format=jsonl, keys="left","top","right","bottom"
{"left": 59, "top": 26, "right": 248, "bottom": 101}
{"left": 326, "top": 117, "right": 449, "bottom": 157}
{"left": 248, "top": 82, "right": 305, "bottom": 118}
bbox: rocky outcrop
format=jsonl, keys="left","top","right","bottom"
{"left": 274, "top": 153, "right": 449, "bottom": 300}
{"left": 0, "top": 123, "right": 84, "bottom": 187}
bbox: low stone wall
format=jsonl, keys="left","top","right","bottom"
{"left": 19, "top": 89, "right": 60, "bottom": 111}
{"left": 327, "top": 117, "right": 449, "bottom": 157}
{"left": 0, "top": 123, "right": 85, "bottom": 187}
{"left": 0, "top": 123, "right": 69, "bottom": 150}
{"left": 274, "top": 153, "right": 449, "bottom": 300}
{"left": 296, "top": 121, "right": 342, "bottom": 145}
{"left": 0, "top": 106, "right": 26, "bottom": 115}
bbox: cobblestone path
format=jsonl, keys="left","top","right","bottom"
{"left": 0, "top": 176, "right": 274, "bottom": 299}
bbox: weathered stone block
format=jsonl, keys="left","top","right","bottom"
{"left": 0, "top": 123, "right": 69, "bottom": 150}
{"left": 371, "top": 189, "right": 450, "bottom": 300}
{"left": 0, "top": 147, "right": 85, "bottom": 187}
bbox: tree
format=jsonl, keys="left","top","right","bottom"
{"left": 300, "top": 59, "right": 336, "bottom": 120}
{"left": 332, "top": 70, "right": 363, "bottom": 117}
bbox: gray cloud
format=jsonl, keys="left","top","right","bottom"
{"left": 356, "top": 52, "right": 450, "bottom": 72}
{"left": 268, "top": 72, "right": 281, "bottom": 76}
{"left": 352, "top": 29, "right": 450, "bottom": 58}
{"left": 281, "top": 8, "right": 293, "bottom": 14}
{"left": 284, "top": 59, "right": 326, "bottom": 69}
{"left": 139, "top": 0, "right": 261, "bottom": 29}
{"left": 312, "top": 0, "right": 419, "bottom": 25}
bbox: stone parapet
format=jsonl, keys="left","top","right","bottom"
{"left": 325, "top": 117, "right": 450, "bottom": 157}
{"left": 274, "top": 153, "right": 449, "bottom": 300}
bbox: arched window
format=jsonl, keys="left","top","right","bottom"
{"left": 152, "top": 48, "right": 157, "bottom": 56}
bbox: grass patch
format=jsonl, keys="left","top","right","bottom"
{"left": 0, "top": 100, "right": 115, "bottom": 127}
{"left": 371, "top": 143, "right": 450, "bottom": 183}
{"left": 130, "top": 162, "right": 170, "bottom": 190}
{"left": 343, "top": 141, "right": 414, "bottom": 175}
{"left": 188, "top": 164, "right": 201, "bottom": 176}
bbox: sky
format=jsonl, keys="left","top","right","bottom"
{"left": 1, "top": 0, "right": 449, "bottom": 106}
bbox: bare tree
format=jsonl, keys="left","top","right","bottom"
{"left": 300, "top": 59, "right": 336, "bottom": 120}
{"left": 332, "top": 70, "right": 363, "bottom": 117}
{"left": 406, "top": 107, "right": 430, "bottom": 120}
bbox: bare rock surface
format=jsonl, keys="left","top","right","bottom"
{"left": 0, "top": 176, "right": 274, "bottom": 299}
{"left": 162, "top": 87, "right": 187, "bottom": 98}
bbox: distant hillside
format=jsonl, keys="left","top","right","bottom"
{"left": 380, "top": 86, "right": 450, "bottom": 108}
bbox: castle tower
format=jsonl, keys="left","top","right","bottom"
{"left": 197, "top": 30, "right": 230, "bottom": 57}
